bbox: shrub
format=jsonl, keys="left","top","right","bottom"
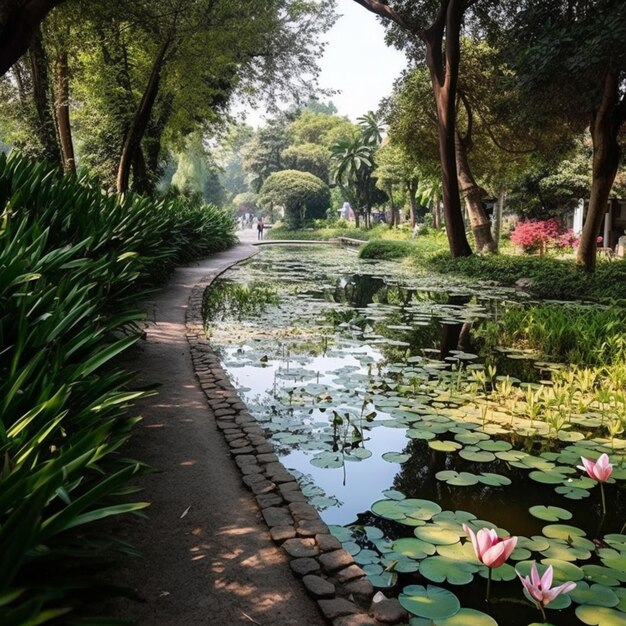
{"left": 0, "top": 154, "right": 236, "bottom": 624}
{"left": 359, "top": 239, "right": 415, "bottom": 260}
{"left": 510, "top": 218, "right": 561, "bottom": 254}
{"left": 259, "top": 170, "right": 331, "bottom": 229}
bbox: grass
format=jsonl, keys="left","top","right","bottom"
{"left": 267, "top": 221, "right": 414, "bottom": 242}
{"left": 0, "top": 154, "right": 236, "bottom": 624}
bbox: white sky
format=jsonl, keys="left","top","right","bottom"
{"left": 236, "top": 0, "right": 408, "bottom": 126}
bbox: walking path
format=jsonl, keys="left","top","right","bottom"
{"left": 108, "top": 231, "right": 326, "bottom": 625}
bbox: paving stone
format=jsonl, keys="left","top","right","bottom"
{"left": 282, "top": 538, "right": 319, "bottom": 558}
{"left": 319, "top": 549, "right": 353, "bottom": 572}
{"left": 262, "top": 506, "right": 293, "bottom": 528}
{"left": 302, "top": 575, "right": 335, "bottom": 599}
{"left": 370, "top": 598, "right": 407, "bottom": 624}
{"left": 283, "top": 490, "right": 307, "bottom": 504}
{"left": 290, "top": 557, "right": 320, "bottom": 577}
{"left": 228, "top": 438, "right": 251, "bottom": 448}
{"left": 333, "top": 615, "right": 378, "bottom": 626}
{"left": 255, "top": 443, "right": 275, "bottom": 454}
{"left": 214, "top": 408, "right": 236, "bottom": 417}
{"left": 230, "top": 446, "right": 255, "bottom": 456}
{"left": 256, "top": 493, "right": 283, "bottom": 509}
{"left": 234, "top": 454, "right": 257, "bottom": 467}
{"left": 344, "top": 578, "right": 373, "bottom": 601}
{"left": 334, "top": 565, "right": 365, "bottom": 584}
{"left": 289, "top": 502, "right": 320, "bottom": 522}
{"left": 316, "top": 533, "right": 342, "bottom": 553}
{"left": 242, "top": 473, "right": 267, "bottom": 486}
{"left": 248, "top": 479, "right": 275, "bottom": 495}
{"left": 297, "top": 520, "right": 328, "bottom": 537}
{"left": 270, "top": 525, "right": 296, "bottom": 543}
{"left": 272, "top": 471, "right": 297, "bottom": 484}
{"left": 317, "top": 598, "right": 360, "bottom": 620}
{"left": 256, "top": 452, "right": 279, "bottom": 464}
{"left": 248, "top": 435, "right": 267, "bottom": 446}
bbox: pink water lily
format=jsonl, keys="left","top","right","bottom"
{"left": 578, "top": 453, "right": 612, "bottom": 515}
{"left": 578, "top": 453, "right": 613, "bottom": 482}
{"left": 463, "top": 524, "right": 518, "bottom": 568}
{"left": 519, "top": 563, "right": 576, "bottom": 620}
{"left": 463, "top": 524, "right": 518, "bottom": 603}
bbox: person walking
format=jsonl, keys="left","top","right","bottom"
{"left": 257, "top": 217, "right": 265, "bottom": 240}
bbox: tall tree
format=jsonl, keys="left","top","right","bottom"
{"left": 352, "top": 0, "right": 475, "bottom": 257}
{"left": 503, "top": 0, "right": 626, "bottom": 271}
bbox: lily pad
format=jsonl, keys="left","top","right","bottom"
{"left": 570, "top": 582, "right": 619, "bottom": 608}
{"left": 529, "top": 470, "right": 567, "bottom": 485}
{"left": 429, "top": 440, "right": 463, "bottom": 453}
{"left": 436, "top": 470, "right": 479, "bottom": 487}
{"left": 393, "top": 537, "right": 437, "bottom": 560}
{"left": 429, "top": 608, "right": 497, "bottom": 626}
{"left": 575, "top": 606, "right": 626, "bottom": 626}
{"left": 399, "top": 584, "right": 461, "bottom": 620}
{"left": 529, "top": 505, "right": 573, "bottom": 522}
{"left": 414, "top": 525, "right": 463, "bottom": 546}
{"left": 477, "top": 472, "right": 512, "bottom": 487}
{"left": 459, "top": 448, "right": 496, "bottom": 463}
{"left": 418, "top": 556, "right": 475, "bottom": 585}
{"left": 310, "top": 451, "right": 343, "bottom": 469}
{"left": 382, "top": 451, "right": 411, "bottom": 464}
{"left": 542, "top": 524, "right": 586, "bottom": 540}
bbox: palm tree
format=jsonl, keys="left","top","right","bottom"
{"left": 357, "top": 111, "right": 384, "bottom": 147}
{"left": 330, "top": 136, "right": 375, "bottom": 227}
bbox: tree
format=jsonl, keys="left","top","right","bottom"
{"left": 282, "top": 143, "right": 331, "bottom": 182}
{"left": 259, "top": 169, "right": 331, "bottom": 228}
{"left": 352, "top": 0, "right": 475, "bottom": 257}
{"left": 503, "top": 0, "right": 626, "bottom": 271}
{"left": 0, "top": 0, "right": 63, "bottom": 77}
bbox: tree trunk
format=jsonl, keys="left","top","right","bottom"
{"left": 434, "top": 199, "right": 441, "bottom": 229}
{"left": 423, "top": 1, "right": 472, "bottom": 257}
{"left": 576, "top": 71, "right": 624, "bottom": 272}
{"left": 407, "top": 181, "right": 417, "bottom": 227}
{"left": 0, "top": 0, "right": 63, "bottom": 77}
{"left": 116, "top": 38, "right": 171, "bottom": 193}
{"left": 455, "top": 130, "right": 496, "bottom": 253}
{"left": 53, "top": 47, "right": 75, "bottom": 174}
{"left": 28, "top": 28, "right": 61, "bottom": 165}
{"left": 494, "top": 189, "right": 505, "bottom": 251}
{"left": 388, "top": 183, "right": 396, "bottom": 228}
{"left": 351, "top": 0, "right": 472, "bottom": 257}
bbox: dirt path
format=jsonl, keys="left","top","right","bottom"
{"left": 108, "top": 235, "right": 325, "bottom": 626}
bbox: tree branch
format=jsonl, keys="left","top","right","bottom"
{"left": 350, "top": 0, "right": 408, "bottom": 30}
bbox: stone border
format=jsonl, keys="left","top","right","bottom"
{"left": 185, "top": 263, "right": 408, "bottom": 626}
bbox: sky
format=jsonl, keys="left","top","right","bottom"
{"left": 236, "top": 0, "right": 409, "bottom": 126}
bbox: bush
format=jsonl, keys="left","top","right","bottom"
{"left": 510, "top": 218, "right": 561, "bottom": 254}
{"left": 259, "top": 170, "right": 331, "bottom": 229}
{"left": 427, "top": 252, "right": 626, "bottom": 302}
{"left": 359, "top": 239, "right": 416, "bottom": 260}
{"left": 0, "top": 154, "right": 236, "bottom": 624}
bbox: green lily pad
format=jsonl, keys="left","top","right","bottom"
{"left": 529, "top": 470, "right": 567, "bottom": 485}
{"left": 418, "top": 556, "right": 475, "bottom": 585}
{"left": 496, "top": 450, "right": 528, "bottom": 462}
{"left": 459, "top": 448, "right": 496, "bottom": 463}
{"left": 517, "top": 536, "right": 550, "bottom": 552}
{"left": 529, "top": 505, "right": 573, "bottom": 522}
{"left": 310, "top": 451, "right": 343, "bottom": 468}
{"left": 570, "top": 582, "right": 619, "bottom": 608}
{"left": 382, "top": 489, "right": 406, "bottom": 500}
{"left": 477, "top": 439, "right": 512, "bottom": 452}
{"left": 429, "top": 608, "right": 497, "bottom": 626}
{"left": 575, "top": 606, "right": 626, "bottom": 626}
{"left": 353, "top": 549, "right": 380, "bottom": 565}
{"left": 414, "top": 525, "right": 462, "bottom": 545}
{"left": 408, "top": 428, "right": 437, "bottom": 440}
{"left": 477, "top": 563, "right": 517, "bottom": 581}
{"left": 399, "top": 584, "right": 461, "bottom": 619}
{"left": 540, "top": 540, "right": 592, "bottom": 562}
{"left": 382, "top": 451, "right": 411, "bottom": 464}
{"left": 393, "top": 537, "right": 437, "bottom": 559}
{"left": 328, "top": 525, "right": 352, "bottom": 543}
{"left": 555, "top": 485, "right": 590, "bottom": 500}
{"left": 429, "top": 440, "right": 462, "bottom": 453}
{"left": 436, "top": 470, "right": 479, "bottom": 487}
{"left": 368, "top": 571, "right": 398, "bottom": 588}
{"left": 477, "top": 472, "right": 512, "bottom": 486}
{"left": 542, "top": 524, "right": 586, "bottom": 540}
{"left": 582, "top": 565, "right": 625, "bottom": 586}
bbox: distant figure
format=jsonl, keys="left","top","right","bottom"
{"left": 257, "top": 217, "right": 265, "bottom": 240}
{"left": 340, "top": 201, "right": 351, "bottom": 220}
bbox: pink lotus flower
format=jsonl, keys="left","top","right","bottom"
{"left": 578, "top": 453, "right": 613, "bottom": 482}
{"left": 463, "top": 524, "right": 517, "bottom": 568}
{"left": 519, "top": 563, "right": 576, "bottom": 606}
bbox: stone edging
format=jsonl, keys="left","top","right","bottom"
{"left": 185, "top": 261, "right": 408, "bottom": 626}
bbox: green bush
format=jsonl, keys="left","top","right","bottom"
{"left": 426, "top": 253, "right": 626, "bottom": 302}
{"left": 259, "top": 170, "right": 331, "bottom": 229}
{"left": 359, "top": 239, "right": 415, "bottom": 260}
{"left": 0, "top": 154, "right": 236, "bottom": 624}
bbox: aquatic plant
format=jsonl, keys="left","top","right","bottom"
{"left": 578, "top": 453, "right": 613, "bottom": 515}
{"left": 518, "top": 563, "right": 576, "bottom": 620}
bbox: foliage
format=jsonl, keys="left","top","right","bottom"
{"left": 359, "top": 239, "right": 416, "bottom": 260}
{"left": 427, "top": 253, "right": 626, "bottom": 302}
{"left": 0, "top": 154, "right": 235, "bottom": 623}
{"left": 510, "top": 218, "right": 562, "bottom": 253}
{"left": 477, "top": 304, "right": 626, "bottom": 367}
{"left": 259, "top": 169, "right": 331, "bottom": 228}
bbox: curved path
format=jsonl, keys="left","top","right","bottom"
{"left": 108, "top": 230, "right": 326, "bottom": 625}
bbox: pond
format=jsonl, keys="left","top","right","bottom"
{"left": 203, "top": 245, "right": 626, "bottom": 626}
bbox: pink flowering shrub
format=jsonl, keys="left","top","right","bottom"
{"left": 510, "top": 219, "right": 562, "bottom": 254}
{"left": 556, "top": 229, "right": 579, "bottom": 249}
